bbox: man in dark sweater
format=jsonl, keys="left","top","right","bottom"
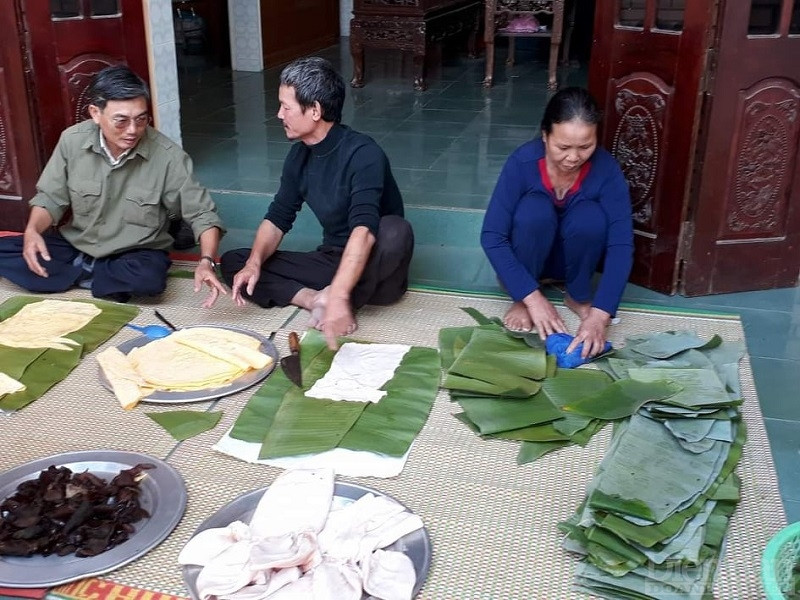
{"left": 220, "top": 57, "right": 414, "bottom": 349}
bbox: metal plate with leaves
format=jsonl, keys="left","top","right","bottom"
{"left": 0, "top": 450, "right": 187, "bottom": 588}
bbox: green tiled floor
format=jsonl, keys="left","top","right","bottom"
{"left": 178, "top": 41, "right": 800, "bottom": 523}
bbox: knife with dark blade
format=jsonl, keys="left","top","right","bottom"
{"left": 280, "top": 331, "right": 303, "bottom": 387}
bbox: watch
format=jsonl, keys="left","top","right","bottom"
{"left": 200, "top": 255, "right": 217, "bottom": 269}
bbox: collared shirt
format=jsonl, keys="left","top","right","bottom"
{"left": 30, "top": 120, "right": 225, "bottom": 258}
{"left": 98, "top": 130, "right": 131, "bottom": 167}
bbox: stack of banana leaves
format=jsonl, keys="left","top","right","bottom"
{"left": 439, "top": 309, "right": 619, "bottom": 464}
{"left": 559, "top": 330, "right": 746, "bottom": 600}
{"left": 440, "top": 313, "right": 746, "bottom": 598}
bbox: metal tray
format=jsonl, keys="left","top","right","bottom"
{"left": 100, "top": 325, "right": 279, "bottom": 404}
{"left": 183, "top": 482, "right": 432, "bottom": 599}
{"left": 0, "top": 450, "right": 187, "bottom": 588}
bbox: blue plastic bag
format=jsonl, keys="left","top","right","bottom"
{"left": 545, "top": 332, "right": 612, "bottom": 369}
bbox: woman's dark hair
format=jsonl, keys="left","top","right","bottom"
{"left": 280, "top": 57, "right": 345, "bottom": 124}
{"left": 540, "top": 87, "right": 601, "bottom": 134}
{"left": 88, "top": 65, "right": 150, "bottom": 109}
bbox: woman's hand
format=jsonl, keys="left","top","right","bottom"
{"left": 567, "top": 307, "right": 611, "bottom": 358}
{"left": 523, "top": 289, "right": 567, "bottom": 340}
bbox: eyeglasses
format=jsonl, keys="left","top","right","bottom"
{"left": 111, "top": 114, "right": 151, "bottom": 129}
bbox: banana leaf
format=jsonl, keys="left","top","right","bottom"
{"left": 260, "top": 392, "right": 367, "bottom": 458}
{"left": 518, "top": 440, "right": 570, "bottom": 464}
{"left": 563, "top": 379, "right": 682, "bottom": 420}
{"left": 229, "top": 329, "right": 330, "bottom": 443}
{"left": 438, "top": 326, "right": 475, "bottom": 372}
{"left": 628, "top": 331, "right": 722, "bottom": 359}
{"left": 628, "top": 368, "right": 738, "bottom": 409}
{"left": 146, "top": 410, "right": 223, "bottom": 441}
{"left": 444, "top": 372, "right": 541, "bottom": 397}
{"left": 541, "top": 369, "right": 612, "bottom": 434}
{"left": 459, "top": 306, "right": 503, "bottom": 327}
{"left": 230, "top": 329, "right": 440, "bottom": 459}
{"left": 337, "top": 347, "right": 440, "bottom": 456}
{"left": 0, "top": 296, "right": 138, "bottom": 411}
{"left": 492, "top": 422, "right": 570, "bottom": 442}
{"left": 456, "top": 393, "right": 562, "bottom": 435}
{"left": 444, "top": 327, "right": 548, "bottom": 396}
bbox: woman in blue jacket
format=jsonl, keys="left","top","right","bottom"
{"left": 481, "top": 87, "right": 633, "bottom": 358}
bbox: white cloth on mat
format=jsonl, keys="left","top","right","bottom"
{"left": 305, "top": 343, "right": 410, "bottom": 403}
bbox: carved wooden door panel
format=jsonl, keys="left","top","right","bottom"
{"left": 26, "top": 0, "right": 149, "bottom": 159}
{"left": 0, "top": 3, "right": 41, "bottom": 231}
{"left": 0, "top": 0, "right": 149, "bottom": 231}
{"left": 588, "top": 0, "right": 717, "bottom": 294}
{"left": 681, "top": 0, "right": 800, "bottom": 295}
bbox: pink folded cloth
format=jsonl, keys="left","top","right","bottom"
{"left": 501, "top": 14, "right": 540, "bottom": 33}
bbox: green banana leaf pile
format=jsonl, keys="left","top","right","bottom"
{"left": 0, "top": 296, "right": 138, "bottom": 412}
{"left": 229, "top": 329, "right": 440, "bottom": 459}
{"left": 558, "top": 330, "right": 746, "bottom": 599}
{"left": 439, "top": 310, "right": 622, "bottom": 464}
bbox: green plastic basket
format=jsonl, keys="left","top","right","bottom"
{"left": 763, "top": 522, "right": 800, "bottom": 599}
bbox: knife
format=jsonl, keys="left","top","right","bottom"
{"left": 280, "top": 331, "right": 303, "bottom": 387}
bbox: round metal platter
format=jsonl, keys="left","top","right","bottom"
{"left": 99, "top": 325, "right": 279, "bottom": 404}
{"left": 182, "top": 482, "right": 432, "bottom": 599}
{"left": 0, "top": 450, "right": 187, "bottom": 588}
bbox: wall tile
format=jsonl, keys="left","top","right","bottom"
{"left": 157, "top": 100, "right": 182, "bottom": 146}
{"left": 229, "top": 0, "right": 263, "bottom": 72}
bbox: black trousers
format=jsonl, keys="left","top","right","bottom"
{"left": 0, "top": 233, "right": 171, "bottom": 299}
{"left": 220, "top": 215, "right": 414, "bottom": 309}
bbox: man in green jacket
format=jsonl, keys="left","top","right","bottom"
{"left": 0, "top": 65, "right": 227, "bottom": 306}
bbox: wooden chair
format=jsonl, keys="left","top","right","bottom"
{"left": 483, "top": 0, "right": 566, "bottom": 89}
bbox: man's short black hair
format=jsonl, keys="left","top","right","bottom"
{"left": 88, "top": 64, "right": 150, "bottom": 110}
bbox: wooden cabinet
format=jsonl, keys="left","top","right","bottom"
{"left": 349, "top": 0, "right": 482, "bottom": 91}
{"left": 261, "top": 0, "right": 339, "bottom": 69}
{"left": 483, "top": 0, "right": 565, "bottom": 89}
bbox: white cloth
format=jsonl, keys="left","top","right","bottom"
{"left": 305, "top": 343, "right": 410, "bottom": 403}
{"left": 213, "top": 429, "right": 411, "bottom": 478}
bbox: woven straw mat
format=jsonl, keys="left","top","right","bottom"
{"left": 0, "top": 282, "right": 786, "bottom": 599}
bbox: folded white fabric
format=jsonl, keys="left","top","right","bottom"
{"left": 305, "top": 343, "right": 410, "bottom": 403}
{"left": 179, "top": 468, "right": 422, "bottom": 600}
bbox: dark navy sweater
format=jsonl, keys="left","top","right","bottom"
{"left": 481, "top": 138, "right": 634, "bottom": 316}
{"left": 265, "top": 124, "right": 403, "bottom": 248}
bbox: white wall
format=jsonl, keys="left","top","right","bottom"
{"left": 228, "top": 0, "right": 264, "bottom": 72}
{"left": 340, "top": 0, "right": 353, "bottom": 36}
{"left": 143, "top": 0, "right": 181, "bottom": 145}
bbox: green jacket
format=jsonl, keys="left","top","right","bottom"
{"left": 30, "top": 120, "right": 224, "bottom": 258}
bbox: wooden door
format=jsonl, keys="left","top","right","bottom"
{"left": 0, "top": 3, "right": 42, "bottom": 232}
{"left": 0, "top": 0, "right": 149, "bottom": 231}
{"left": 261, "top": 0, "right": 340, "bottom": 68}
{"left": 589, "top": 0, "right": 717, "bottom": 294}
{"left": 681, "top": 0, "right": 800, "bottom": 295}
{"left": 27, "top": 0, "right": 149, "bottom": 158}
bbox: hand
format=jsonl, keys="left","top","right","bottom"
{"left": 230, "top": 263, "right": 261, "bottom": 307}
{"left": 22, "top": 230, "right": 50, "bottom": 278}
{"left": 522, "top": 290, "right": 567, "bottom": 340}
{"left": 567, "top": 307, "right": 611, "bottom": 358}
{"left": 194, "top": 262, "right": 228, "bottom": 308}
{"left": 321, "top": 294, "right": 356, "bottom": 350}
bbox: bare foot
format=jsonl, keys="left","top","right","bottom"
{"left": 565, "top": 295, "right": 592, "bottom": 320}
{"left": 503, "top": 301, "right": 533, "bottom": 331}
{"left": 307, "top": 287, "right": 329, "bottom": 331}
